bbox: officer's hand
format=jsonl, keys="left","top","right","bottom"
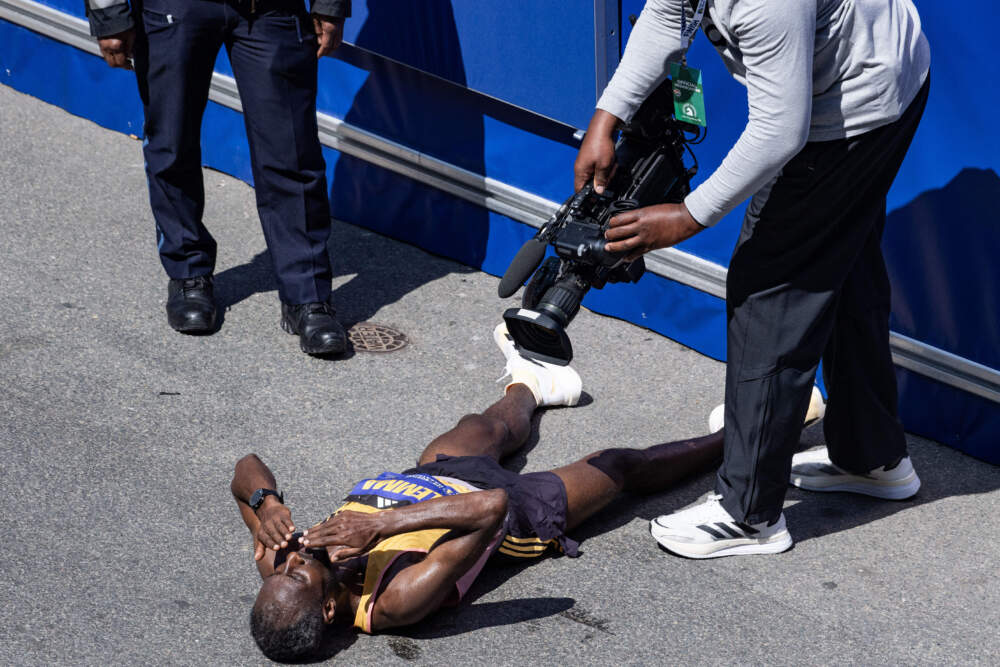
{"left": 574, "top": 109, "right": 620, "bottom": 194}
{"left": 605, "top": 202, "right": 705, "bottom": 260}
{"left": 313, "top": 14, "right": 344, "bottom": 58}
{"left": 253, "top": 498, "right": 295, "bottom": 561}
{"left": 97, "top": 29, "right": 136, "bottom": 70}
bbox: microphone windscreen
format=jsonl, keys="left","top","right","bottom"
{"left": 498, "top": 238, "right": 547, "bottom": 298}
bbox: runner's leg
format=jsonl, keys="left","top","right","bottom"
{"left": 417, "top": 384, "right": 538, "bottom": 465}
{"left": 550, "top": 432, "right": 724, "bottom": 530}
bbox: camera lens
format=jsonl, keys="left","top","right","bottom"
{"left": 538, "top": 284, "right": 582, "bottom": 325}
{"left": 503, "top": 308, "right": 575, "bottom": 365}
{"left": 516, "top": 319, "right": 563, "bottom": 353}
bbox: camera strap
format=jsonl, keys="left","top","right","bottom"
{"left": 679, "top": 0, "right": 707, "bottom": 65}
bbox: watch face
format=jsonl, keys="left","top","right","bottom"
{"left": 251, "top": 489, "right": 280, "bottom": 509}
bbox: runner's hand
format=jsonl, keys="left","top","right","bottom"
{"left": 604, "top": 202, "right": 705, "bottom": 260}
{"left": 301, "top": 510, "right": 383, "bottom": 561}
{"left": 253, "top": 501, "right": 295, "bottom": 561}
{"left": 97, "top": 29, "right": 136, "bottom": 70}
{"left": 312, "top": 14, "right": 344, "bottom": 57}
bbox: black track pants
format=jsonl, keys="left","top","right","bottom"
{"left": 716, "top": 78, "right": 930, "bottom": 525}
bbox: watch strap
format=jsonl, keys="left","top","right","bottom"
{"left": 250, "top": 488, "right": 284, "bottom": 510}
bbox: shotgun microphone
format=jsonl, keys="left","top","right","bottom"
{"left": 497, "top": 237, "right": 547, "bottom": 298}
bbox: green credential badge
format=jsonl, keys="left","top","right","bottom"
{"left": 669, "top": 62, "right": 707, "bottom": 128}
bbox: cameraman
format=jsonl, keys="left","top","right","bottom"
{"left": 576, "top": 0, "right": 930, "bottom": 558}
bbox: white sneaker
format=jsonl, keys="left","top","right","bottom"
{"left": 708, "top": 385, "right": 826, "bottom": 433}
{"left": 649, "top": 492, "right": 793, "bottom": 559}
{"left": 790, "top": 448, "right": 920, "bottom": 499}
{"left": 493, "top": 323, "right": 581, "bottom": 407}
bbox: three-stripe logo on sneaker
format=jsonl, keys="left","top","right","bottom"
{"left": 696, "top": 522, "right": 760, "bottom": 540}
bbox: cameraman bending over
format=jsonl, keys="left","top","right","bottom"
{"left": 577, "top": 0, "right": 929, "bottom": 558}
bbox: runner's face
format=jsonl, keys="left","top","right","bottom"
{"left": 257, "top": 550, "right": 328, "bottom": 612}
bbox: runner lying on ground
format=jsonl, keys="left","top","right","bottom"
{"left": 231, "top": 324, "right": 724, "bottom": 661}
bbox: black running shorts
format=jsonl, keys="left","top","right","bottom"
{"left": 403, "top": 454, "right": 579, "bottom": 559}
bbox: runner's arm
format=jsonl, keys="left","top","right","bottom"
{"left": 231, "top": 454, "right": 295, "bottom": 577}
{"left": 301, "top": 489, "right": 508, "bottom": 561}
{"left": 371, "top": 490, "right": 508, "bottom": 630}
{"left": 300, "top": 489, "right": 508, "bottom": 630}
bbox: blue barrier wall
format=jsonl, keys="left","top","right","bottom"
{"left": 1, "top": 0, "right": 997, "bottom": 462}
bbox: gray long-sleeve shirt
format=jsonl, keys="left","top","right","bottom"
{"left": 597, "top": 0, "right": 930, "bottom": 227}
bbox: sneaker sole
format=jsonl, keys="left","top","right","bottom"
{"left": 790, "top": 472, "right": 920, "bottom": 500}
{"left": 650, "top": 524, "right": 793, "bottom": 559}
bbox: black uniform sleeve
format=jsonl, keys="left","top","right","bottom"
{"left": 310, "top": 0, "right": 351, "bottom": 18}
{"left": 84, "top": 1, "right": 135, "bottom": 38}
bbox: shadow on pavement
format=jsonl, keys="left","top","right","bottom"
{"left": 396, "top": 596, "right": 576, "bottom": 640}
{"left": 395, "top": 555, "right": 576, "bottom": 640}
{"left": 212, "top": 218, "right": 475, "bottom": 326}
{"left": 567, "top": 421, "right": 1000, "bottom": 550}
{"left": 784, "top": 431, "right": 1000, "bottom": 544}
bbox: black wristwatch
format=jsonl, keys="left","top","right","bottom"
{"left": 249, "top": 488, "right": 284, "bottom": 510}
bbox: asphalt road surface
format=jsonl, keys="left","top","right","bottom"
{"left": 1, "top": 83, "right": 997, "bottom": 666}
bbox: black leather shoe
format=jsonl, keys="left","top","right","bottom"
{"left": 280, "top": 300, "right": 347, "bottom": 355}
{"left": 166, "top": 275, "right": 217, "bottom": 333}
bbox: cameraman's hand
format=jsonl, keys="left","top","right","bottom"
{"left": 574, "top": 110, "right": 621, "bottom": 194}
{"left": 97, "top": 29, "right": 136, "bottom": 70}
{"left": 605, "top": 202, "right": 705, "bottom": 260}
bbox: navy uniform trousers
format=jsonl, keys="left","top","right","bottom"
{"left": 717, "top": 78, "right": 930, "bottom": 525}
{"left": 134, "top": 0, "right": 332, "bottom": 305}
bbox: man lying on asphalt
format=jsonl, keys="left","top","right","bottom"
{"left": 231, "top": 324, "right": 724, "bottom": 661}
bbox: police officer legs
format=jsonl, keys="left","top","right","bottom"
{"left": 89, "top": 0, "right": 351, "bottom": 355}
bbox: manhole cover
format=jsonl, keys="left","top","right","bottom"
{"left": 348, "top": 322, "right": 408, "bottom": 353}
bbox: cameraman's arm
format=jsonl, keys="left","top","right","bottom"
{"left": 683, "top": 1, "right": 815, "bottom": 227}
{"left": 596, "top": 0, "right": 685, "bottom": 124}
{"left": 577, "top": 1, "right": 684, "bottom": 192}
{"left": 607, "top": 0, "right": 816, "bottom": 259}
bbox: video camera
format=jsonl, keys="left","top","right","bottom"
{"left": 497, "top": 77, "right": 699, "bottom": 365}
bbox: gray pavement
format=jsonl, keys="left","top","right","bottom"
{"left": 1, "top": 83, "right": 998, "bottom": 666}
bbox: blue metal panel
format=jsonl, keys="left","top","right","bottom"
{"left": 3, "top": 0, "right": 998, "bottom": 462}
{"left": 37, "top": 0, "right": 598, "bottom": 127}
{"left": 342, "top": 0, "right": 597, "bottom": 129}
{"left": 592, "top": 0, "right": 621, "bottom": 103}
{"left": 897, "top": 370, "right": 1000, "bottom": 464}
{"left": 31, "top": 0, "right": 80, "bottom": 16}
{"left": 0, "top": 18, "right": 144, "bottom": 134}
{"left": 318, "top": 44, "right": 580, "bottom": 205}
